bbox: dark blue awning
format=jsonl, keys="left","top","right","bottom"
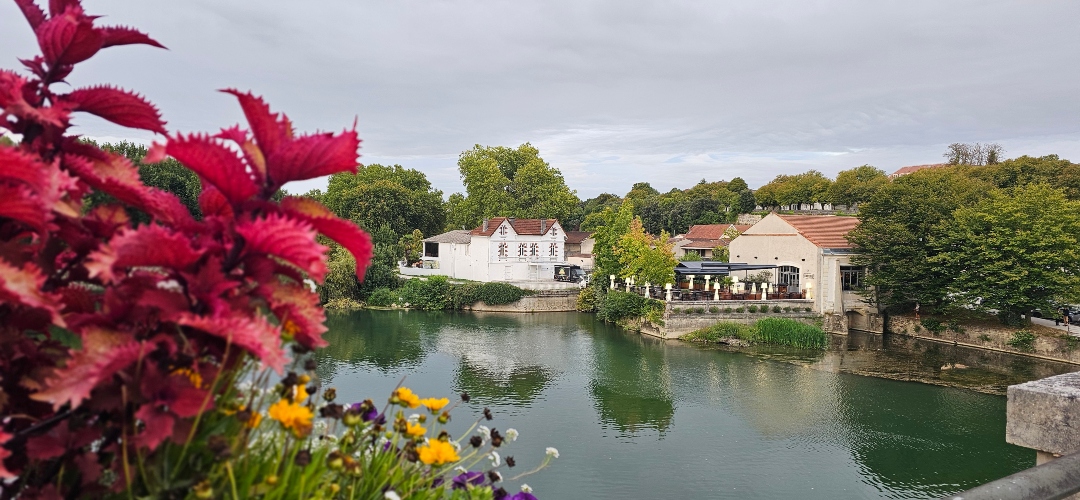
{"left": 674, "top": 261, "right": 776, "bottom": 276}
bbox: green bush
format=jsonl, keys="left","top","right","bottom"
{"left": 1007, "top": 330, "right": 1037, "bottom": 352}
{"left": 736, "top": 307, "right": 745, "bottom": 313}
{"left": 772, "top": 305, "right": 782, "bottom": 313}
{"left": 693, "top": 307, "right": 705, "bottom": 314}
{"left": 672, "top": 307, "right": 682, "bottom": 313}
{"left": 598, "top": 290, "right": 665, "bottom": 323}
{"left": 978, "top": 334, "right": 992, "bottom": 342}
{"left": 914, "top": 324, "right": 922, "bottom": 333}
{"left": 750, "top": 318, "right": 828, "bottom": 349}
{"left": 683, "top": 308, "right": 694, "bottom": 315}
{"left": 577, "top": 285, "right": 599, "bottom": 312}
{"left": 748, "top": 305, "right": 759, "bottom": 313}
{"left": 783, "top": 306, "right": 791, "bottom": 313}
{"left": 366, "top": 287, "right": 396, "bottom": 307}
{"left": 921, "top": 318, "right": 945, "bottom": 335}
{"left": 709, "top": 306, "right": 720, "bottom": 313}
{"left": 685, "top": 322, "right": 753, "bottom": 343}
{"left": 1062, "top": 334, "right": 1079, "bottom": 351}
{"left": 804, "top": 307, "right": 812, "bottom": 312}
{"left": 397, "top": 276, "right": 451, "bottom": 310}
{"left": 723, "top": 307, "right": 733, "bottom": 313}
{"left": 947, "top": 321, "right": 966, "bottom": 334}
{"left": 473, "top": 282, "right": 532, "bottom": 305}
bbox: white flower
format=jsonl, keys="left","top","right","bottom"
{"left": 450, "top": 440, "right": 461, "bottom": 451}
{"left": 521, "top": 484, "right": 533, "bottom": 493}
{"left": 505, "top": 428, "right": 519, "bottom": 442}
{"left": 546, "top": 447, "right": 560, "bottom": 459}
{"left": 156, "top": 279, "right": 182, "bottom": 292}
{"left": 454, "top": 466, "right": 468, "bottom": 474}
{"left": 489, "top": 451, "right": 501, "bottom": 467}
{"left": 385, "top": 491, "right": 401, "bottom": 500}
{"left": 407, "top": 413, "right": 421, "bottom": 424}
{"left": 478, "top": 425, "right": 490, "bottom": 438}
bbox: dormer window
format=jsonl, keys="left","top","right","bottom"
{"left": 499, "top": 226, "right": 507, "bottom": 236}
{"left": 552, "top": 227, "right": 558, "bottom": 237}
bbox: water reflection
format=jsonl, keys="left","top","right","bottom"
{"left": 455, "top": 360, "right": 554, "bottom": 405}
{"left": 317, "top": 310, "right": 433, "bottom": 377}
{"left": 588, "top": 330, "right": 676, "bottom": 436}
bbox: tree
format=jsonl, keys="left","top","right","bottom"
{"left": 84, "top": 141, "right": 203, "bottom": 220}
{"left": 943, "top": 142, "right": 1005, "bottom": 166}
{"left": 968, "top": 155, "right": 1080, "bottom": 201}
{"left": 322, "top": 163, "right": 445, "bottom": 238}
{"left": 614, "top": 218, "right": 677, "bottom": 286}
{"left": 848, "top": 167, "right": 992, "bottom": 311}
{"left": 931, "top": 184, "right": 1080, "bottom": 325}
{"left": 827, "top": 165, "right": 888, "bottom": 207}
{"left": 727, "top": 177, "right": 749, "bottom": 192}
{"left": 449, "top": 143, "right": 579, "bottom": 228}
{"left": 775, "top": 170, "right": 832, "bottom": 206}
{"left": 399, "top": 229, "right": 424, "bottom": 264}
{"left": 591, "top": 201, "right": 635, "bottom": 281}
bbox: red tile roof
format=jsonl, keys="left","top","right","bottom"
{"left": 776, "top": 214, "right": 860, "bottom": 249}
{"left": 889, "top": 163, "right": 948, "bottom": 178}
{"left": 682, "top": 239, "right": 729, "bottom": 249}
{"left": 684, "top": 224, "right": 730, "bottom": 240}
{"left": 732, "top": 224, "right": 754, "bottom": 234}
{"left": 565, "top": 231, "right": 592, "bottom": 244}
{"left": 470, "top": 217, "right": 561, "bottom": 236}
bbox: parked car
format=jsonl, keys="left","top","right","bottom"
{"left": 554, "top": 264, "right": 587, "bottom": 283}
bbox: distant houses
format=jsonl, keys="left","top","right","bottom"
{"left": 669, "top": 223, "right": 753, "bottom": 260}
{"left": 888, "top": 163, "right": 948, "bottom": 179}
{"left": 405, "top": 217, "right": 593, "bottom": 282}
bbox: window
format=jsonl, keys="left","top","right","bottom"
{"left": 549, "top": 242, "right": 557, "bottom": 257}
{"left": 841, "top": 266, "right": 865, "bottom": 291}
{"left": 499, "top": 226, "right": 507, "bottom": 236}
{"left": 530, "top": 243, "right": 539, "bottom": 257}
{"left": 777, "top": 266, "right": 799, "bottom": 288}
{"left": 518, "top": 243, "right": 527, "bottom": 257}
{"left": 424, "top": 242, "right": 439, "bottom": 258}
{"left": 498, "top": 242, "right": 508, "bottom": 258}
{"left": 552, "top": 227, "right": 558, "bottom": 237}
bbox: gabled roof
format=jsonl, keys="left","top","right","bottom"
{"left": 684, "top": 224, "right": 729, "bottom": 240}
{"left": 470, "top": 217, "right": 561, "bottom": 237}
{"left": 424, "top": 230, "right": 472, "bottom": 244}
{"left": 889, "top": 163, "right": 948, "bottom": 178}
{"left": 565, "top": 231, "right": 592, "bottom": 244}
{"left": 732, "top": 224, "right": 754, "bottom": 234}
{"left": 681, "top": 239, "right": 729, "bottom": 250}
{"left": 775, "top": 214, "right": 859, "bottom": 249}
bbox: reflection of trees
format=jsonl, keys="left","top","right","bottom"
{"left": 454, "top": 360, "right": 553, "bottom": 405}
{"left": 589, "top": 331, "right": 675, "bottom": 436}
{"left": 315, "top": 310, "right": 433, "bottom": 379}
{"left": 835, "top": 376, "right": 1031, "bottom": 497}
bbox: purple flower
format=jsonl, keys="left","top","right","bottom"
{"left": 509, "top": 493, "right": 538, "bottom": 500}
{"left": 452, "top": 471, "right": 485, "bottom": 490}
{"left": 349, "top": 400, "right": 381, "bottom": 422}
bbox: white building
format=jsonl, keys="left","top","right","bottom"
{"left": 405, "top": 217, "right": 567, "bottom": 282}
{"left": 729, "top": 213, "right": 875, "bottom": 331}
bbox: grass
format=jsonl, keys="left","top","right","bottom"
{"left": 684, "top": 318, "right": 828, "bottom": 349}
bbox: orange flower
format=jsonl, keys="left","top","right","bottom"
{"left": 268, "top": 399, "right": 313, "bottom": 437}
{"left": 417, "top": 439, "right": 459, "bottom": 465}
{"left": 405, "top": 421, "right": 426, "bottom": 438}
{"left": 419, "top": 397, "right": 449, "bottom": 413}
{"left": 392, "top": 387, "right": 420, "bottom": 408}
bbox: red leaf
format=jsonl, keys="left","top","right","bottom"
{"left": 98, "top": 25, "right": 165, "bottom": 49}
{"left": 85, "top": 224, "right": 202, "bottom": 284}
{"left": 220, "top": 89, "right": 291, "bottom": 158}
{"left": 35, "top": 7, "right": 103, "bottom": 66}
{"left": 281, "top": 197, "right": 373, "bottom": 279}
{"left": 25, "top": 421, "right": 97, "bottom": 460}
{"left": 0, "top": 430, "right": 15, "bottom": 479}
{"left": 266, "top": 129, "right": 361, "bottom": 186}
{"left": 236, "top": 213, "right": 328, "bottom": 281}
{"left": 163, "top": 134, "right": 259, "bottom": 204}
{"left": 48, "top": 0, "right": 79, "bottom": 16}
{"left": 14, "top": 0, "right": 47, "bottom": 30}
{"left": 0, "top": 144, "right": 50, "bottom": 192}
{"left": 216, "top": 125, "right": 267, "bottom": 182}
{"left": 134, "top": 404, "right": 174, "bottom": 450}
{"left": 65, "top": 85, "right": 166, "bottom": 134}
{"left": 0, "top": 184, "right": 51, "bottom": 233}
{"left": 0, "top": 258, "right": 64, "bottom": 325}
{"left": 175, "top": 312, "right": 287, "bottom": 373}
{"left": 262, "top": 281, "right": 327, "bottom": 349}
{"left": 31, "top": 327, "right": 145, "bottom": 410}
{"left": 198, "top": 186, "right": 233, "bottom": 219}
{"left": 0, "top": 70, "right": 70, "bottom": 127}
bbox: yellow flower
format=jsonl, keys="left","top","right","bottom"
{"left": 293, "top": 383, "right": 309, "bottom": 403}
{"left": 405, "top": 421, "right": 426, "bottom": 438}
{"left": 268, "top": 399, "right": 313, "bottom": 437}
{"left": 171, "top": 367, "right": 204, "bottom": 389}
{"left": 420, "top": 397, "right": 449, "bottom": 413}
{"left": 417, "top": 439, "right": 460, "bottom": 465}
{"left": 392, "top": 387, "right": 421, "bottom": 408}
{"left": 245, "top": 411, "right": 263, "bottom": 429}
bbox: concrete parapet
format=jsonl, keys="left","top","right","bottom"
{"left": 1008, "top": 372, "right": 1080, "bottom": 465}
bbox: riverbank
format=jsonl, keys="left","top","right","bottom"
{"left": 887, "top": 313, "right": 1080, "bottom": 365}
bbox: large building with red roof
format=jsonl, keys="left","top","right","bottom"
{"left": 729, "top": 213, "right": 876, "bottom": 330}
{"left": 405, "top": 217, "right": 570, "bottom": 282}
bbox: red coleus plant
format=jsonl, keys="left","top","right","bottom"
{"left": 0, "top": 0, "right": 372, "bottom": 496}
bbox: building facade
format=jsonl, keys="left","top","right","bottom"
{"left": 407, "top": 217, "right": 567, "bottom": 282}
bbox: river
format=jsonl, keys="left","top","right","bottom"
{"left": 315, "top": 310, "right": 1076, "bottom": 499}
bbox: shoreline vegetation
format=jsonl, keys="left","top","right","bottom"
{"left": 683, "top": 318, "right": 829, "bottom": 349}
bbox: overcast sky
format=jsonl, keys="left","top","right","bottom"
{"left": 3, "top": 0, "right": 1080, "bottom": 198}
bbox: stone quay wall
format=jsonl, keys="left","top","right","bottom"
{"left": 888, "top": 314, "right": 1080, "bottom": 365}
{"left": 464, "top": 289, "right": 579, "bottom": 313}
{"left": 642, "top": 299, "right": 820, "bottom": 339}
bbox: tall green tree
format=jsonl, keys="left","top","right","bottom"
{"left": 591, "top": 201, "right": 635, "bottom": 281}
{"left": 85, "top": 141, "right": 202, "bottom": 220}
{"left": 614, "top": 218, "right": 677, "bottom": 286}
{"left": 968, "top": 155, "right": 1080, "bottom": 200}
{"left": 848, "top": 167, "right": 991, "bottom": 311}
{"left": 449, "top": 143, "right": 579, "bottom": 228}
{"left": 322, "top": 164, "right": 445, "bottom": 238}
{"left": 827, "top": 165, "right": 888, "bottom": 207}
{"left": 931, "top": 184, "right": 1080, "bottom": 325}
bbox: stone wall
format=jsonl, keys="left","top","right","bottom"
{"left": 888, "top": 314, "right": 1080, "bottom": 365}
{"left": 644, "top": 299, "right": 820, "bottom": 339}
{"left": 463, "top": 291, "right": 578, "bottom": 313}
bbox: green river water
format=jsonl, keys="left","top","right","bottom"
{"left": 315, "top": 310, "right": 1076, "bottom": 499}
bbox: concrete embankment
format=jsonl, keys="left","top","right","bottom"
{"left": 888, "top": 314, "right": 1080, "bottom": 366}
{"left": 463, "top": 289, "right": 579, "bottom": 313}
{"left": 640, "top": 299, "right": 820, "bottom": 339}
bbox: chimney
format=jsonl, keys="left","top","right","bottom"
{"left": 540, "top": 218, "right": 546, "bottom": 233}
{"left": 482, "top": 219, "right": 489, "bottom": 233}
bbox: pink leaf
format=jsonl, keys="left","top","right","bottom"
{"left": 0, "top": 184, "right": 51, "bottom": 233}
{"left": 0, "top": 258, "right": 64, "bottom": 326}
{"left": 14, "top": 0, "right": 47, "bottom": 30}
{"left": 236, "top": 213, "right": 328, "bottom": 282}
{"left": 85, "top": 224, "right": 202, "bottom": 283}
{"left": 266, "top": 129, "right": 361, "bottom": 186}
{"left": 65, "top": 85, "right": 166, "bottom": 134}
{"left": 0, "top": 430, "right": 15, "bottom": 479}
{"left": 35, "top": 7, "right": 103, "bottom": 66}
{"left": 175, "top": 312, "right": 287, "bottom": 373}
{"left": 98, "top": 25, "right": 165, "bottom": 49}
{"left": 31, "top": 327, "right": 144, "bottom": 410}
{"left": 0, "top": 70, "right": 69, "bottom": 127}
{"left": 281, "top": 197, "right": 373, "bottom": 279}
{"left": 220, "top": 89, "right": 291, "bottom": 158}
{"left": 163, "top": 134, "right": 259, "bottom": 204}
{"left": 261, "top": 281, "right": 327, "bottom": 349}
{"left": 134, "top": 404, "right": 174, "bottom": 450}
{"left": 0, "top": 144, "right": 50, "bottom": 192}
{"left": 47, "top": 0, "right": 79, "bottom": 16}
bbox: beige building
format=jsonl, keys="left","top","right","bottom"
{"left": 729, "top": 213, "right": 876, "bottom": 332}
{"left": 564, "top": 231, "right": 595, "bottom": 270}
